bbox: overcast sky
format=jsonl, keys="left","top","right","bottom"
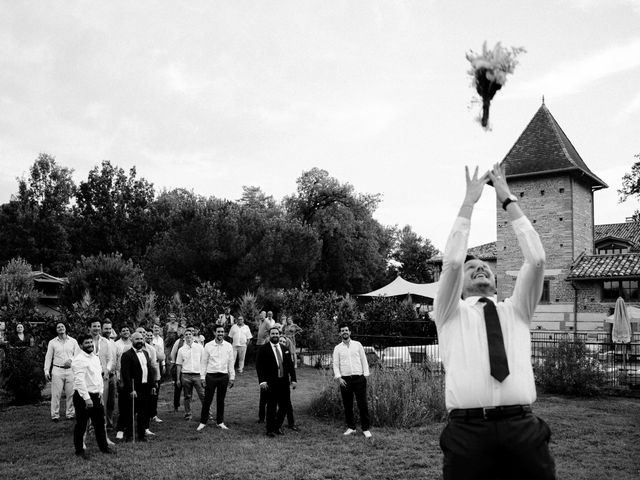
{"left": 2, "top": 0, "right": 640, "bottom": 251}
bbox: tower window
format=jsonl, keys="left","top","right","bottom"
{"left": 540, "top": 190, "right": 545, "bottom": 196}
{"left": 559, "top": 217, "right": 563, "bottom": 221}
{"left": 559, "top": 188, "right": 565, "bottom": 193}
{"left": 519, "top": 192, "right": 525, "bottom": 198}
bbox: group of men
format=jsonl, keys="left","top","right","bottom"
{"left": 44, "top": 162, "right": 555, "bottom": 479}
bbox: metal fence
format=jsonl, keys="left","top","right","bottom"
{"left": 300, "top": 331, "right": 640, "bottom": 390}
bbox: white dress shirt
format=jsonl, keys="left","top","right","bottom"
{"left": 176, "top": 342, "right": 204, "bottom": 374}
{"left": 134, "top": 349, "right": 149, "bottom": 384}
{"left": 229, "top": 324, "right": 252, "bottom": 347}
{"left": 201, "top": 339, "right": 235, "bottom": 381}
{"left": 72, "top": 350, "right": 104, "bottom": 400}
{"left": 332, "top": 340, "right": 370, "bottom": 378}
{"left": 44, "top": 336, "right": 79, "bottom": 372}
{"left": 434, "top": 215, "right": 545, "bottom": 411}
{"left": 114, "top": 338, "right": 132, "bottom": 380}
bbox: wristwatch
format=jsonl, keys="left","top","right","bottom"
{"left": 502, "top": 194, "right": 518, "bottom": 211}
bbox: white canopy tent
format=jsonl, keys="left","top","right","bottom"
{"left": 359, "top": 276, "right": 439, "bottom": 299}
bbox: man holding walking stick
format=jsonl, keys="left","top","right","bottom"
{"left": 120, "top": 332, "right": 156, "bottom": 442}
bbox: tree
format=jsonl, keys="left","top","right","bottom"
{"left": 62, "top": 253, "right": 147, "bottom": 325}
{"left": 285, "top": 168, "right": 393, "bottom": 293}
{"left": 73, "top": 160, "right": 155, "bottom": 261}
{"left": 0, "top": 154, "right": 75, "bottom": 274}
{"left": 618, "top": 153, "right": 640, "bottom": 220}
{"left": 391, "top": 225, "right": 439, "bottom": 283}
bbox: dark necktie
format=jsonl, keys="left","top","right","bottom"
{"left": 275, "top": 345, "right": 284, "bottom": 378}
{"left": 478, "top": 297, "right": 510, "bottom": 382}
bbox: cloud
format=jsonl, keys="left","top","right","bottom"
{"left": 614, "top": 90, "right": 640, "bottom": 121}
{"left": 509, "top": 38, "right": 640, "bottom": 98}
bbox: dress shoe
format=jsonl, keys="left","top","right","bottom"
{"left": 196, "top": 423, "right": 206, "bottom": 432}
{"left": 101, "top": 447, "right": 116, "bottom": 455}
{"left": 145, "top": 429, "right": 156, "bottom": 436}
{"left": 287, "top": 425, "right": 300, "bottom": 432}
{"left": 153, "top": 416, "right": 163, "bottom": 423}
{"left": 343, "top": 428, "right": 356, "bottom": 436}
{"left": 217, "top": 423, "right": 229, "bottom": 430}
{"left": 75, "top": 450, "right": 89, "bottom": 460}
{"left": 52, "top": 418, "right": 59, "bottom": 423}
{"left": 266, "top": 432, "right": 276, "bottom": 438}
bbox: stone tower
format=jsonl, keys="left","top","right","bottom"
{"left": 497, "top": 102, "right": 607, "bottom": 330}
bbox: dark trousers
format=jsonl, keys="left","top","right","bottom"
{"left": 123, "top": 383, "right": 151, "bottom": 440}
{"left": 171, "top": 366, "right": 182, "bottom": 410}
{"left": 150, "top": 382, "right": 160, "bottom": 419}
{"left": 265, "top": 378, "right": 290, "bottom": 434}
{"left": 258, "top": 388, "right": 267, "bottom": 421}
{"left": 340, "top": 375, "right": 370, "bottom": 430}
{"left": 72, "top": 391, "right": 108, "bottom": 454}
{"left": 440, "top": 413, "right": 556, "bottom": 480}
{"left": 116, "top": 385, "right": 127, "bottom": 431}
{"left": 104, "top": 374, "right": 116, "bottom": 428}
{"left": 200, "top": 373, "right": 229, "bottom": 425}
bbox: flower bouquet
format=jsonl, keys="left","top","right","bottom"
{"left": 466, "top": 41, "right": 526, "bottom": 128}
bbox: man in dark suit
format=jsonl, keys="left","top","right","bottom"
{"left": 256, "top": 326, "right": 297, "bottom": 437}
{"left": 120, "top": 331, "right": 157, "bottom": 442}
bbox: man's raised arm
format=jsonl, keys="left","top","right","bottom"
{"left": 487, "top": 163, "right": 545, "bottom": 320}
{"left": 434, "top": 166, "right": 488, "bottom": 326}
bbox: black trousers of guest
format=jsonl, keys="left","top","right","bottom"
{"left": 172, "top": 366, "right": 182, "bottom": 410}
{"left": 124, "top": 383, "right": 151, "bottom": 440}
{"left": 439, "top": 413, "right": 556, "bottom": 480}
{"left": 150, "top": 382, "right": 160, "bottom": 419}
{"left": 72, "top": 391, "right": 109, "bottom": 454}
{"left": 116, "top": 384, "right": 128, "bottom": 431}
{"left": 265, "top": 378, "right": 290, "bottom": 434}
{"left": 340, "top": 375, "right": 370, "bottom": 430}
{"left": 258, "top": 388, "right": 267, "bottom": 421}
{"left": 199, "top": 373, "right": 229, "bottom": 425}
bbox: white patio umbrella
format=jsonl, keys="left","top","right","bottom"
{"left": 611, "top": 297, "right": 632, "bottom": 344}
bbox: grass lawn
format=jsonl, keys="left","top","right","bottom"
{"left": 1, "top": 366, "right": 639, "bottom": 480}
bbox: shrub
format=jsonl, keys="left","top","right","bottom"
{"left": 309, "top": 365, "right": 447, "bottom": 427}
{"left": 1, "top": 345, "right": 46, "bottom": 404}
{"left": 534, "top": 339, "right": 607, "bottom": 396}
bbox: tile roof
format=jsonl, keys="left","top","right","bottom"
{"left": 568, "top": 253, "right": 640, "bottom": 280}
{"left": 595, "top": 222, "right": 640, "bottom": 249}
{"left": 501, "top": 103, "right": 607, "bottom": 190}
{"left": 428, "top": 241, "right": 496, "bottom": 264}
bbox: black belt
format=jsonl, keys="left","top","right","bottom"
{"left": 449, "top": 404, "right": 532, "bottom": 421}
{"left": 342, "top": 375, "right": 364, "bottom": 379}
{"left": 53, "top": 364, "right": 71, "bottom": 369}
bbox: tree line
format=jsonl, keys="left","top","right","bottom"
{"left": 0, "top": 154, "right": 438, "bottom": 298}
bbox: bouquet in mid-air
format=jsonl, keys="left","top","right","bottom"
{"left": 466, "top": 41, "right": 526, "bottom": 128}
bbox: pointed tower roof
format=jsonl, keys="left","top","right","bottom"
{"left": 501, "top": 102, "right": 607, "bottom": 190}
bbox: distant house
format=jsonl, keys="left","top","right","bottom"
{"left": 31, "top": 270, "right": 67, "bottom": 317}
{"left": 430, "top": 101, "right": 639, "bottom": 333}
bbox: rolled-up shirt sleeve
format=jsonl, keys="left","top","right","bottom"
{"left": 434, "top": 217, "right": 470, "bottom": 327}
{"left": 510, "top": 216, "right": 546, "bottom": 321}
{"left": 72, "top": 357, "right": 89, "bottom": 401}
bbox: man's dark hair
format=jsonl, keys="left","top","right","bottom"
{"left": 77, "top": 333, "right": 92, "bottom": 345}
{"left": 120, "top": 324, "right": 131, "bottom": 331}
{"left": 338, "top": 322, "right": 351, "bottom": 331}
{"left": 103, "top": 318, "right": 112, "bottom": 326}
{"left": 465, "top": 254, "right": 479, "bottom": 263}
{"left": 87, "top": 318, "right": 102, "bottom": 328}
{"left": 269, "top": 326, "right": 280, "bottom": 334}
{"left": 215, "top": 325, "right": 225, "bottom": 331}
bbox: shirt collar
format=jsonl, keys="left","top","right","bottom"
{"left": 464, "top": 295, "right": 498, "bottom": 306}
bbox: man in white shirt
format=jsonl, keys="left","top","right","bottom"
{"left": 101, "top": 319, "right": 117, "bottom": 430}
{"left": 434, "top": 164, "right": 555, "bottom": 480}
{"left": 71, "top": 333, "right": 114, "bottom": 457}
{"left": 332, "top": 323, "right": 371, "bottom": 438}
{"left": 150, "top": 324, "right": 166, "bottom": 424}
{"left": 44, "top": 322, "right": 79, "bottom": 421}
{"left": 114, "top": 324, "right": 133, "bottom": 439}
{"left": 228, "top": 315, "right": 252, "bottom": 373}
{"left": 176, "top": 327, "right": 205, "bottom": 421}
{"left": 88, "top": 319, "right": 113, "bottom": 426}
{"left": 196, "top": 325, "right": 235, "bottom": 431}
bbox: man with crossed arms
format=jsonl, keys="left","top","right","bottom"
{"left": 434, "top": 163, "right": 555, "bottom": 480}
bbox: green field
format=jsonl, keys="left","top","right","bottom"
{"left": 1, "top": 367, "right": 639, "bottom": 480}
